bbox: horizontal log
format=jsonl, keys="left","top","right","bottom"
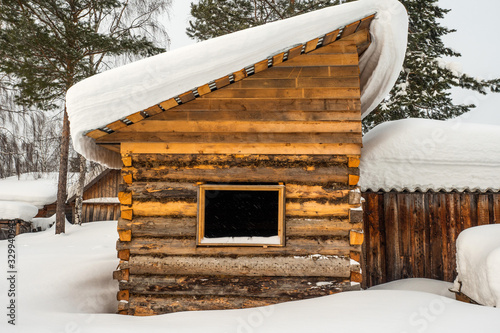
{"left": 122, "top": 165, "right": 349, "bottom": 185}
{"left": 117, "top": 237, "right": 351, "bottom": 256}
{"left": 145, "top": 110, "right": 361, "bottom": 121}
{"left": 121, "top": 255, "right": 351, "bottom": 277}
{"left": 204, "top": 87, "right": 360, "bottom": 99}
{"left": 312, "top": 42, "right": 358, "bottom": 55}
{"left": 167, "top": 97, "right": 360, "bottom": 112}
{"left": 117, "top": 120, "right": 361, "bottom": 133}
{"left": 98, "top": 132, "right": 363, "bottom": 145}
{"left": 278, "top": 53, "right": 359, "bottom": 67}
{"left": 121, "top": 142, "right": 361, "bottom": 156}
{"left": 229, "top": 77, "right": 359, "bottom": 89}
{"left": 246, "top": 65, "right": 359, "bottom": 78}
{"left": 129, "top": 198, "right": 352, "bottom": 218}
{"left": 127, "top": 153, "right": 348, "bottom": 167}
{"left": 119, "top": 216, "right": 359, "bottom": 238}
{"left": 126, "top": 182, "right": 349, "bottom": 202}
{"left": 128, "top": 295, "right": 282, "bottom": 314}
{"left": 127, "top": 182, "right": 198, "bottom": 200}
{"left": 121, "top": 275, "right": 354, "bottom": 298}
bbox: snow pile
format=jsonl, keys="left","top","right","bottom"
{"left": 0, "top": 201, "right": 38, "bottom": 221}
{"left": 370, "top": 278, "right": 455, "bottom": 299}
{"left": 0, "top": 174, "right": 58, "bottom": 208}
{"left": 1, "top": 221, "right": 500, "bottom": 332}
{"left": 359, "top": 118, "right": 500, "bottom": 192}
{"left": 453, "top": 224, "right": 500, "bottom": 307}
{"left": 31, "top": 214, "right": 60, "bottom": 231}
{"left": 66, "top": 0, "right": 408, "bottom": 168}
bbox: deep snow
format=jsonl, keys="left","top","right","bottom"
{"left": 453, "top": 224, "right": 500, "bottom": 307}
{"left": 0, "top": 221, "right": 499, "bottom": 332}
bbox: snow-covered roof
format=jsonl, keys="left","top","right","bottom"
{"left": 66, "top": 0, "right": 408, "bottom": 168}
{"left": 0, "top": 173, "right": 58, "bottom": 208}
{"left": 359, "top": 118, "right": 500, "bottom": 192}
{"left": 0, "top": 200, "right": 38, "bottom": 221}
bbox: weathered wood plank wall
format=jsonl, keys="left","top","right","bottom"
{"left": 80, "top": 169, "right": 122, "bottom": 222}
{"left": 362, "top": 191, "right": 500, "bottom": 287}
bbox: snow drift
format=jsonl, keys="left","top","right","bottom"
{"left": 453, "top": 224, "right": 500, "bottom": 307}
{"left": 66, "top": 0, "right": 408, "bottom": 168}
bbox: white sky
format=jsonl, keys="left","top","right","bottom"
{"left": 166, "top": 0, "right": 500, "bottom": 118}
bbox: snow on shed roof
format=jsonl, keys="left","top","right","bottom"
{"left": 66, "top": 0, "right": 408, "bottom": 168}
{"left": 0, "top": 173, "right": 58, "bottom": 208}
{"left": 359, "top": 118, "right": 500, "bottom": 192}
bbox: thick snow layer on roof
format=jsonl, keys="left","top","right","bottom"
{"left": 359, "top": 118, "right": 500, "bottom": 192}
{"left": 0, "top": 200, "right": 38, "bottom": 221}
{"left": 452, "top": 225, "right": 500, "bottom": 307}
{"left": 66, "top": 0, "right": 408, "bottom": 168}
{"left": 0, "top": 174, "right": 58, "bottom": 208}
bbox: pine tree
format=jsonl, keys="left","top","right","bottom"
{"left": 188, "top": 0, "right": 500, "bottom": 131}
{"left": 361, "top": 0, "right": 500, "bottom": 131}
{"left": 0, "top": 0, "right": 170, "bottom": 233}
{"left": 187, "top": 0, "right": 344, "bottom": 41}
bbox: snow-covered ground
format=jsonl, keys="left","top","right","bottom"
{"left": 0, "top": 221, "right": 499, "bottom": 332}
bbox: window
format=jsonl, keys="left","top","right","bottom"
{"left": 197, "top": 184, "right": 285, "bottom": 246}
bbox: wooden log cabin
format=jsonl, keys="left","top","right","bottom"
{"left": 66, "top": 0, "right": 407, "bottom": 315}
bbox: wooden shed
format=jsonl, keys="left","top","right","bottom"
{"left": 359, "top": 118, "right": 500, "bottom": 287}
{"left": 67, "top": 167, "right": 122, "bottom": 223}
{"left": 66, "top": 0, "right": 408, "bottom": 315}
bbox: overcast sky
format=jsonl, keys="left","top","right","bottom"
{"left": 166, "top": 0, "right": 500, "bottom": 120}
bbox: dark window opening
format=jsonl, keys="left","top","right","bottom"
{"left": 197, "top": 184, "right": 285, "bottom": 246}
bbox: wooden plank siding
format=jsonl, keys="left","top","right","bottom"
{"left": 79, "top": 170, "right": 122, "bottom": 222}
{"left": 362, "top": 191, "right": 500, "bottom": 288}
{"left": 108, "top": 27, "right": 368, "bottom": 315}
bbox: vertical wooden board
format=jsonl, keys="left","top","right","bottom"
{"left": 493, "top": 194, "right": 500, "bottom": 224}
{"left": 363, "top": 193, "right": 377, "bottom": 287}
{"left": 460, "top": 193, "right": 471, "bottom": 231}
{"left": 430, "top": 193, "right": 444, "bottom": 280}
{"left": 470, "top": 193, "right": 478, "bottom": 227}
{"left": 450, "top": 192, "right": 461, "bottom": 279}
{"left": 422, "top": 193, "right": 432, "bottom": 278}
{"left": 397, "top": 193, "right": 411, "bottom": 279}
{"left": 412, "top": 193, "right": 425, "bottom": 278}
{"left": 477, "top": 194, "right": 490, "bottom": 225}
{"left": 441, "top": 193, "right": 452, "bottom": 281}
{"left": 384, "top": 192, "right": 399, "bottom": 282}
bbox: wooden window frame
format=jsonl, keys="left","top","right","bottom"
{"left": 197, "top": 184, "right": 285, "bottom": 247}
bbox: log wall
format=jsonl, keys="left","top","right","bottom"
{"left": 115, "top": 154, "right": 363, "bottom": 315}
{"left": 362, "top": 191, "right": 500, "bottom": 288}
{"left": 108, "top": 27, "right": 370, "bottom": 315}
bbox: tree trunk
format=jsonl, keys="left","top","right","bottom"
{"left": 74, "top": 154, "right": 87, "bottom": 225}
{"left": 55, "top": 107, "right": 71, "bottom": 234}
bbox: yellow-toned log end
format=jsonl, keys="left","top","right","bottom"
{"left": 350, "top": 230, "right": 364, "bottom": 245}
{"left": 349, "top": 174, "right": 360, "bottom": 186}
{"left": 117, "top": 290, "right": 130, "bottom": 302}
{"left": 118, "top": 192, "right": 132, "bottom": 205}
{"left": 118, "top": 229, "right": 132, "bottom": 242}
